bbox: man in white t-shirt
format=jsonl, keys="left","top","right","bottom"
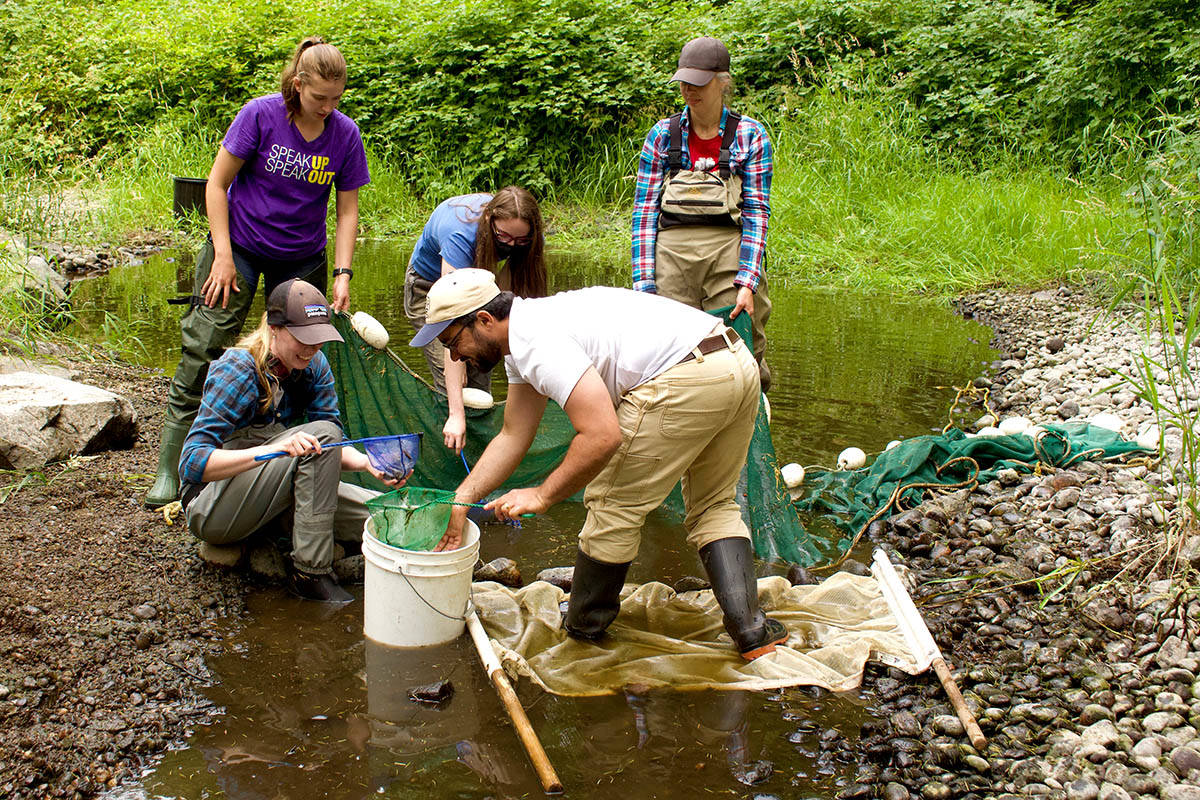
{"left": 410, "top": 269, "right": 787, "bottom": 660}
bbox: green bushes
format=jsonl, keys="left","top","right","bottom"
{"left": 2, "top": 0, "right": 1193, "bottom": 182}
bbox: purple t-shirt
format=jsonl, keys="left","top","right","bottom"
{"left": 223, "top": 94, "right": 370, "bottom": 260}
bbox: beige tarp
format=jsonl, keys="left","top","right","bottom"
{"left": 472, "top": 574, "right": 923, "bottom": 696}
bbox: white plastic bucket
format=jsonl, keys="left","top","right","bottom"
{"left": 362, "top": 516, "right": 480, "bottom": 648}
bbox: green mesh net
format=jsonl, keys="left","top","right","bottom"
{"left": 365, "top": 487, "right": 456, "bottom": 551}
{"left": 794, "top": 423, "right": 1154, "bottom": 551}
{"left": 324, "top": 314, "right": 1152, "bottom": 568}
{"left": 325, "top": 310, "right": 820, "bottom": 565}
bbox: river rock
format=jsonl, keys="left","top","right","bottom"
{"left": 1170, "top": 745, "right": 1200, "bottom": 774}
{"left": 474, "top": 557, "right": 522, "bottom": 587}
{"left": 535, "top": 566, "right": 573, "bottom": 591}
{"left": 1066, "top": 778, "right": 1098, "bottom": 800}
{"left": 197, "top": 541, "right": 244, "bottom": 568}
{"left": 1158, "top": 635, "right": 1190, "bottom": 669}
{"left": 1163, "top": 786, "right": 1200, "bottom": 800}
{"left": 0, "top": 238, "right": 69, "bottom": 306}
{"left": 0, "top": 372, "right": 136, "bottom": 469}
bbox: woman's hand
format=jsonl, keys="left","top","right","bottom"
{"left": 443, "top": 411, "right": 466, "bottom": 453}
{"left": 730, "top": 286, "right": 755, "bottom": 319}
{"left": 331, "top": 272, "right": 351, "bottom": 313}
{"left": 341, "top": 447, "right": 410, "bottom": 487}
{"left": 485, "top": 487, "right": 549, "bottom": 521}
{"left": 271, "top": 430, "right": 324, "bottom": 458}
{"left": 202, "top": 253, "right": 240, "bottom": 309}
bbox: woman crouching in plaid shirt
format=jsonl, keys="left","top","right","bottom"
{"left": 177, "top": 279, "right": 407, "bottom": 602}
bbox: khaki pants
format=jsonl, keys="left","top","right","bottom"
{"left": 655, "top": 225, "right": 772, "bottom": 391}
{"left": 403, "top": 266, "right": 492, "bottom": 395}
{"left": 164, "top": 239, "right": 326, "bottom": 427}
{"left": 184, "top": 420, "right": 378, "bottom": 574}
{"left": 579, "top": 335, "right": 760, "bottom": 563}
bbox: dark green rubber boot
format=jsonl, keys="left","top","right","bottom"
{"left": 564, "top": 549, "right": 631, "bottom": 641}
{"left": 145, "top": 419, "right": 191, "bottom": 509}
{"left": 699, "top": 537, "right": 789, "bottom": 661}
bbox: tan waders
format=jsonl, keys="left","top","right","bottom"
{"left": 655, "top": 225, "right": 772, "bottom": 391}
{"left": 654, "top": 111, "right": 772, "bottom": 391}
{"left": 145, "top": 239, "right": 325, "bottom": 508}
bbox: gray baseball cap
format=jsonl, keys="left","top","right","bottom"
{"left": 266, "top": 279, "right": 344, "bottom": 346}
{"left": 670, "top": 37, "right": 730, "bottom": 86}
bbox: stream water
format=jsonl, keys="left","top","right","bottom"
{"left": 82, "top": 241, "right": 995, "bottom": 799}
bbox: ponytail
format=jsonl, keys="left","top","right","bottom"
{"left": 280, "top": 36, "right": 347, "bottom": 120}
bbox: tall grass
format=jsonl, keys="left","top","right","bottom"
{"left": 5, "top": 85, "right": 1151, "bottom": 298}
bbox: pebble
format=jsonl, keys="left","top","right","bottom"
{"left": 1170, "top": 745, "right": 1200, "bottom": 773}
{"left": 919, "top": 782, "right": 951, "bottom": 800}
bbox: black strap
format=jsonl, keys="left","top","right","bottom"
{"left": 668, "top": 111, "right": 742, "bottom": 176}
{"left": 167, "top": 295, "right": 201, "bottom": 306}
{"left": 718, "top": 111, "right": 742, "bottom": 178}
{"left": 667, "top": 112, "right": 684, "bottom": 175}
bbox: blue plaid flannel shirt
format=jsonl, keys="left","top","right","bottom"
{"left": 631, "top": 107, "right": 773, "bottom": 294}
{"left": 179, "top": 348, "right": 342, "bottom": 484}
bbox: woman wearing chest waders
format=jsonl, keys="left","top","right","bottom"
{"left": 178, "top": 280, "right": 407, "bottom": 603}
{"left": 404, "top": 187, "right": 548, "bottom": 454}
{"left": 145, "top": 36, "right": 370, "bottom": 509}
{"left": 631, "top": 36, "right": 774, "bottom": 392}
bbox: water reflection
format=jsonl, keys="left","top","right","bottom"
{"left": 83, "top": 242, "right": 993, "bottom": 798}
{"left": 70, "top": 242, "right": 993, "bottom": 468}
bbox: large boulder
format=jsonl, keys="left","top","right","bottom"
{"left": 0, "top": 372, "right": 136, "bottom": 469}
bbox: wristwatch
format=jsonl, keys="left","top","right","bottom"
{"left": 333, "top": 268, "right": 353, "bottom": 280}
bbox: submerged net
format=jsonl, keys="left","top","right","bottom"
{"left": 471, "top": 574, "right": 924, "bottom": 695}
{"left": 325, "top": 311, "right": 820, "bottom": 564}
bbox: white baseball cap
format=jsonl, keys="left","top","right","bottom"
{"left": 408, "top": 268, "right": 501, "bottom": 348}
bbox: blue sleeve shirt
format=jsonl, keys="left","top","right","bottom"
{"left": 407, "top": 193, "right": 492, "bottom": 281}
{"left": 178, "top": 348, "right": 342, "bottom": 484}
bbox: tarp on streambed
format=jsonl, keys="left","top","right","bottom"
{"left": 326, "top": 314, "right": 1155, "bottom": 567}
{"left": 471, "top": 574, "right": 924, "bottom": 695}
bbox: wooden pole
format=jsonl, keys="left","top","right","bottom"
{"left": 466, "top": 608, "right": 564, "bottom": 794}
{"left": 872, "top": 549, "right": 987, "bottom": 750}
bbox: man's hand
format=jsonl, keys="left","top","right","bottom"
{"left": 485, "top": 487, "right": 550, "bottom": 521}
{"left": 434, "top": 507, "right": 469, "bottom": 552}
{"left": 730, "top": 285, "right": 754, "bottom": 319}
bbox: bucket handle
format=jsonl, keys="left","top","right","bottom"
{"left": 392, "top": 557, "right": 482, "bottom": 622}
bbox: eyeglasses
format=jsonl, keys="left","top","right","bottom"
{"left": 441, "top": 319, "right": 474, "bottom": 352}
{"left": 491, "top": 223, "right": 532, "bottom": 247}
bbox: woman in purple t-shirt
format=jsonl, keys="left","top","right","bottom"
{"left": 146, "top": 36, "right": 371, "bottom": 509}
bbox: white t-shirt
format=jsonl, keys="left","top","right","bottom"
{"left": 504, "top": 287, "right": 720, "bottom": 407}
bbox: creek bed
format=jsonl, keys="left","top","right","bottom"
{"left": 77, "top": 242, "right": 995, "bottom": 798}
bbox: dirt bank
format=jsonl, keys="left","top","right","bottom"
{"left": 0, "top": 360, "right": 246, "bottom": 798}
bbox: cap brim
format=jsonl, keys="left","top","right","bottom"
{"left": 409, "top": 319, "right": 453, "bottom": 349}
{"left": 290, "top": 323, "right": 344, "bottom": 346}
{"left": 670, "top": 67, "right": 716, "bottom": 86}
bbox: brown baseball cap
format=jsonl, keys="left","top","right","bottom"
{"left": 266, "top": 279, "right": 344, "bottom": 346}
{"left": 670, "top": 37, "right": 730, "bottom": 86}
